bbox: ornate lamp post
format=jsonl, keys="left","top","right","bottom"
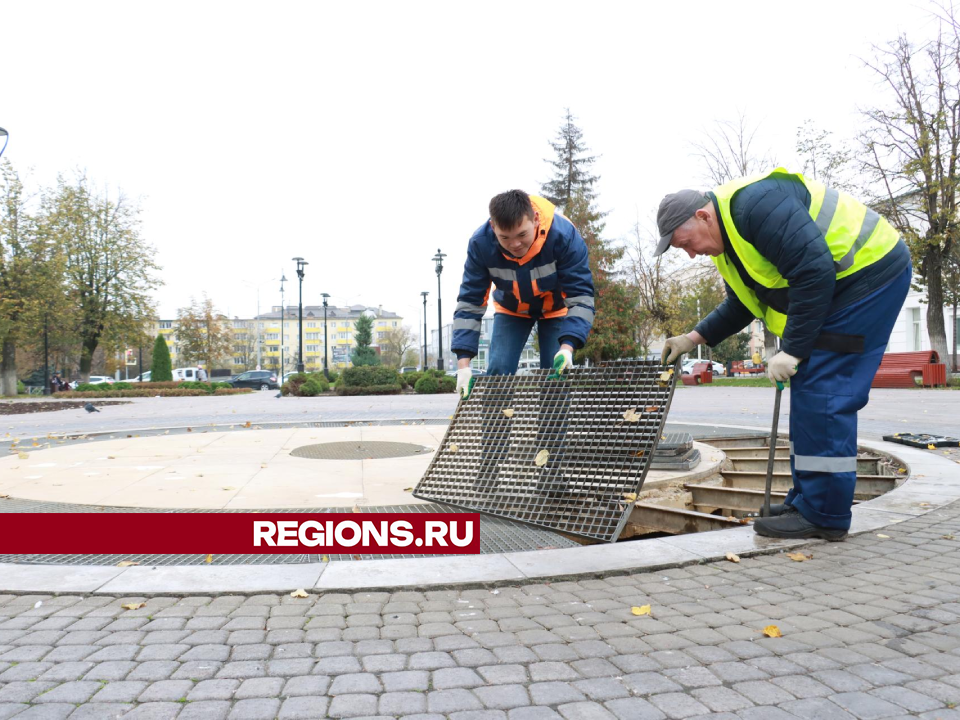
{"left": 432, "top": 249, "right": 446, "bottom": 370}
{"left": 321, "top": 293, "right": 331, "bottom": 379}
{"left": 279, "top": 273, "right": 287, "bottom": 380}
{"left": 292, "top": 257, "right": 308, "bottom": 373}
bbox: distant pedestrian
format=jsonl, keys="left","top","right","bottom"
{"left": 197, "top": 365, "right": 208, "bottom": 382}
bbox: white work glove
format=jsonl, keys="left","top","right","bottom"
{"left": 548, "top": 346, "right": 574, "bottom": 379}
{"left": 767, "top": 351, "right": 801, "bottom": 383}
{"left": 456, "top": 367, "right": 474, "bottom": 400}
{"left": 661, "top": 335, "right": 697, "bottom": 365}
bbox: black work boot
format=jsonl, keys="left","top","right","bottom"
{"left": 753, "top": 507, "right": 848, "bottom": 542}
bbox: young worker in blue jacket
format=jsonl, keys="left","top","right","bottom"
{"left": 656, "top": 169, "right": 911, "bottom": 541}
{"left": 452, "top": 190, "right": 595, "bottom": 395}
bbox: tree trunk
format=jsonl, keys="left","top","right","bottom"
{"left": 0, "top": 338, "right": 17, "bottom": 397}
{"left": 78, "top": 336, "right": 98, "bottom": 381}
{"left": 924, "top": 247, "right": 953, "bottom": 380}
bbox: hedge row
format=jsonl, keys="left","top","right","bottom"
{"left": 67, "top": 381, "right": 234, "bottom": 394}
{"left": 336, "top": 385, "right": 403, "bottom": 396}
{"left": 54, "top": 388, "right": 253, "bottom": 398}
{"left": 281, "top": 373, "right": 330, "bottom": 397}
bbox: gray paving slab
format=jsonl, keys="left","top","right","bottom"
{"left": 0, "top": 565, "right": 124, "bottom": 593}
{"left": 94, "top": 564, "right": 326, "bottom": 594}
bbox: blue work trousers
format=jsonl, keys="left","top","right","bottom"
{"left": 486, "top": 313, "right": 563, "bottom": 375}
{"left": 786, "top": 265, "right": 911, "bottom": 529}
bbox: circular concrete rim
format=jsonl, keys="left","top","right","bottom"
{"left": 2, "top": 425, "right": 954, "bottom": 595}
{"left": 290, "top": 440, "right": 434, "bottom": 460}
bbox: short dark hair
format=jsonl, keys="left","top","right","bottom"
{"left": 489, "top": 190, "right": 535, "bottom": 230}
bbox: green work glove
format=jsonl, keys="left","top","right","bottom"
{"left": 456, "top": 367, "right": 475, "bottom": 400}
{"left": 547, "top": 347, "right": 573, "bottom": 380}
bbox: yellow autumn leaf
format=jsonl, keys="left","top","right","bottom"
{"left": 18, "top": 452, "right": 28, "bottom": 460}
{"left": 205, "top": 554, "right": 213, "bottom": 563}
{"left": 928, "top": 444, "right": 936, "bottom": 450}
{"left": 352, "top": 505, "right": 361, "bottom": 513}
{"left": 787, "top": 552, "right": 812, "bottom": 562}
{"left": 623, "top": 408, "right": 641, "bottom": 422}
{"left": 448, "top": 444, "right": 459, "bottom": 453}
{"left": 403, "top": 487, "right": 413, "bottom": 492}
{"left": 116, "top": 561, "right": 139, "bottom": 567}
{"left": 644, "top": 406, "right": 660, "bottom": 412}
{"left": 222, "top": 486, "right": 235, "bottom": 491}
{"left": 763, "top": 625, "right": 782, "bottom": 638}
{"left": 631, "top": 605, "right": 652, "bottom": 616}
{"left": 260, "top": 464, "right": 267, "bottom": 469}
{"left": 659, "top": 371, "right": 672, "bottom": 382}
{"left": 121, "top": 602, "right": 146, "bottom": 610}
{"left": 726, "top": 552, "right": 740, "bottom": 563}
{"left": 623, "top": 492, "right": 638, "bottom": 502}
{"left": 535, "top": 449, "right": 550, "bottom": 467}
{"left": 503, "top": 409, "right": 515, "bottom": 418}
{"left": 942, "top": 535, "right": 955, "bottom": 540}
{"left": 635, "top": 450, "right": 645, "bottom": 458}
{"left": 290, "top": 589, "right": 309, "bottom": 598}
{"left": 243, "top": 421, "right": 252, "bottom": 428}
{"left": 321, "top": 555, "right": 329, "bottom": 562}
{"left": 877, "top": 534, "right": 890, "bottom": 539}
{"left": 0, "top": 494, "right": 9, "bottom": 499}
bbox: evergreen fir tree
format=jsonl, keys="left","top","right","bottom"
{"left": 351, "top": 313, "right": 381, "bottom": 367}
{"left": 151, "top": 334, "right": 172, "bottom": 381}
{"left": 541, "top": 109, "right": 600, "bottom": 208}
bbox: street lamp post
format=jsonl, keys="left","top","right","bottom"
{"left": 432, "top": 249, "right": 446, "bottom": 370}
{"left": 321, "top": 293, "right": 330, "bottom": 379}
{"left": 292, "top": 257, "right": 308, "bottom": 373}
{"left": 421, "top": 291, "right": 429, "bottom": 371}
{"left": 280, "top": 273, "right": 287, "bottom": 381}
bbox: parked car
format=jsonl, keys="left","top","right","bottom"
{"left": 681, "top": 359, "right": 725, "bottom": 376}
{"left": 172, "top": 367, "right": 201, "bottom": 382}
{"left": 129, "top": 371, "right": 151, "bottom": 383}
{"left": 230, "top": 370, "right": 279, "bottom": 390}
{"left": 68, "top": 375, "right": 115, "bottom": 390}
{"left": 400, "top": 367, "right": 418, "bottom": 374}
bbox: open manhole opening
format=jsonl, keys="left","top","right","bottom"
{"left": 290, "top": 441, "right": 434, "bottom": 461}
{"left": 619, "top": 435, "right": 907, "bottom": 540}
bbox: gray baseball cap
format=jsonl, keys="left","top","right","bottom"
{"left": 655, "top": 189, "right": 711, "bottom": 256}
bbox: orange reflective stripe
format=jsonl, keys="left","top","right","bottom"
{"left": 493, "top": 301, "right": 531, "bottom": 318}
{"left": 542, "top": 306, "right": 568, "bottom": 319}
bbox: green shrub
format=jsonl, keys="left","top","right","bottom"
{"left": 414, "top": 375, "right": 439, "bottom": 394}
{"left": 438, "top": 376, "right": 456, "bottom": 393}
{"left": 112, "top": 382, "right": 133, "bottom": 391}
{"left": 336, "top": 384, "right": 403, "bottom": 396}
{"left": 75, "top": 383, "right": 99, "bottom": 392}
{"left": 401, "top": 371, "right": 423, "bottom": 389}
{"left": 300, "top": 378, "right": 327, "bottom": 396}
{"left": 341, "top": 366, "right": 401, "bottom": 388}
{"left": 17, "top": 380, "right": 26, "bottom": 395}
{"left": 151, "top": 335, "right": 173, "bottom": 381}
{"left": 325, "top": 370, "right": 340, "bottom": 384}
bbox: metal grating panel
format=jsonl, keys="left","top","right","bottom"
{"left": 414, "top": 360, "right": 677, "bottom": 543}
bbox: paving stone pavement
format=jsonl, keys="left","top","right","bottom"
{"left": 3, "top": 501, "right": 960, "bottom": 719}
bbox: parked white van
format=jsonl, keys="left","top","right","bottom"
{"left": 172, "top": 367, "right": 201, "bottom": 382}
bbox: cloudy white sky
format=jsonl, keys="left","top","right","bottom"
{"left": 1, "top": 0, "right": 939, "bottom": 333}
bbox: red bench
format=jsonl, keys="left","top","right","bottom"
{"left": 681, "top": 362, "right": 713, "bottom": 386}
{"left": 872, "top": 350, "right": 946, "bottom": 388}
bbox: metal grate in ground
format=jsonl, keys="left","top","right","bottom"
{"left": 0, "top": 501, "right": 578, "bottom": 565}
{"left": 290, "top": 441, "right": 433, "bottom": 461}
{"left": 414, "top": 360, "right": 677, "bottom": 543}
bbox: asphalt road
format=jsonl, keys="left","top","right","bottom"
{"left": 0, "top": 385, "right": 956, "bottom": 445}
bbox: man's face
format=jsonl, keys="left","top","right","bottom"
{"left": 492, "top": 213, "right": 538, "bottom": 258}
{"left": 670, "top": 209, "right": 723, "bottom": 258}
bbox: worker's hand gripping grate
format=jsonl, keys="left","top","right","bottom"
{"left": 413, "top": 359, "right": 678, "bottom": 543}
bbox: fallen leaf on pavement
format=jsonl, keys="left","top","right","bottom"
{"left": 122, "top": 603, "right": 146, "bottom": 610}
{"left": 290, "top": 589, "right": 309, "bottom": 598}
{"left": 503, "top": 409, "right": 515, "bottom": 418}
{"left": 763, "top": 625, "right": 782, "bottom": 638}
{"left": 726, "top": 552, "right": 740, "bottom": 563}
{"left": 116, "top": 561, "right": 139, "bottom": 567}
{"left": 222, "top": 486, "right": 235, "bottom": 491}
{"left": 403, "top": 487, "right": 413, "bottom": 492}
{"left": 635, "top": 450, "right": 645, "bottom": 458}
{"left": 631, "top": 605, "right": 651, "bottom": 616}
{"left": 0, "top": 494, "right": 8, "bottom": 499}
{"left": 352, "top": 505, "right": 361, "bottom": 513}
{"left": 321, "top": 555, "right": 329, "bottom": 562}
{"left": 877, "top": 534, "right": 890, "bottom": 539}
{"left": 942, "top": 535, "right": 955, "bottom": 540}
{"left": 644, "top": 406, "right": 660, "bottom": 412}
{"left": 243, "top": 421, "right": 251, "bottom": 428}
{"left": 623, "top": 408, "right": 641, "bottom": 422}
{"left": 205, "top": 554, "right": 213, "bottom": 563}
{"left": 787, "top": 552, "right": 812, "bottom": 562}
{"left": 260, "top": 464, "right": 268, "bottom": 469}
{"left": 623, "top": 492, "right": 638, "bottom": 502}
{"left": 928, "top": 444, "right": 936, "bottom": 450}
{"left": 18, "top": 452, "right": 28, "bottom": 459}
{"left": 535, "top": 449, "right": 549, "bottom": 467}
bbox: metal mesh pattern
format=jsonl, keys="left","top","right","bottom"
{"left": 290, "top": 441, "right": 433, "bottom": 460}
{"left": 414, "top": 360, "right": 676, "bottom": 542}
